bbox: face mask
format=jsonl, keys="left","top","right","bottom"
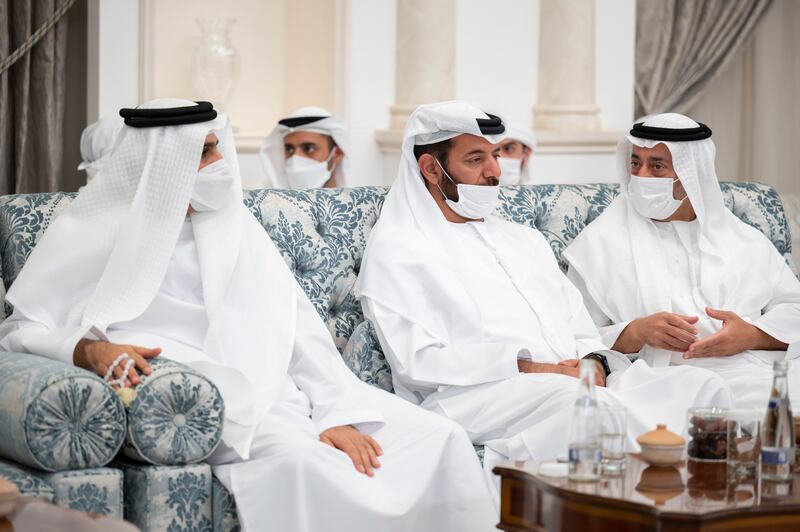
{"left": 435, "top": 159, "right": 500, "bottom": 220}
{"left": 627, "top": 174, "right": 686, "bottom": 220}
{"left": 191, "top": 158, "right": 236, "bottom": 212}
{"left": 285, "top": 151, "right": 335, "bottom": 190}
{"left": 498, "top": 157, "right": 523, "bottom": 185}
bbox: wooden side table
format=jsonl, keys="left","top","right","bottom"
{"left": 494, "top": 455, "right": 800, "bottom": 531}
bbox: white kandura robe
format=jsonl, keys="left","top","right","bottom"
{"left": 361, "top": 218, "right": 734, "bottom": 468}
{"left": 0, "top": 220, "right": 496, "bottom": 532}
{"left": 568, "top": 218, "right": 800, "bottom": 410}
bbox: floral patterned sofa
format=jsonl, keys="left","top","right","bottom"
{"left": 0, "top": 183, "right": 793, "bottom": 531}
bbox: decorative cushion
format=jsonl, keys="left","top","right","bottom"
{"left": 123, "top": 358, "right": 224, "bottom": 466}
{"left": 42, "top": 467, "right": 124, "bottom": 518}
{"left": 341, "top": 320, "right": 393, "bottom": 393}
{"left": 118, "top": 461, "right": 213, "bottom": 532}
{"left": 0, "top": 352, "right": 126, "bottom": 471}
{"left": 211, "top": 475, "right": 241, "bottom": 532}
{"left": 0, "top": 459, "right": 55, "bottom": 502}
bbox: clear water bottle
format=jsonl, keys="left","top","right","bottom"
{"left": 568, "top": 359, "right": 601, "bottom": 482}
{"left": 761, "top": 360, "right": 795, "bottom": 482}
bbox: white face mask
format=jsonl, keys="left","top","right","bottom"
{"left": 191, "top": 158, "right": 235, "bottom": 212}
{"left": 285, "top": 151, "right": 336, "bottom": 190}
{"left": 627, "top": 174, "right": 686, "bottom": 220}
{"left": 435, "top": 159, "right": 500, "bottom": 220}
{"left": 498, "top": 157, "right": 523, "bottom": 185}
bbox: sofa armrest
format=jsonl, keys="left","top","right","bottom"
{"left": 0, "top": 352, "right": 126, "bottom": 471}
{"left": 122, "top": 358, "right": 224, "bottom": 466}
{"left": 341, "top": 320, "right": 394, "bottom": 393}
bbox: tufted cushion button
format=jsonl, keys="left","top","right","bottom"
{"left": 173, "top": 414, "right": 186, "bottom": 427}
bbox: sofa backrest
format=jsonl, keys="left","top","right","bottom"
{"left": 0, "top": 183, "right": 794, "bottom": 351}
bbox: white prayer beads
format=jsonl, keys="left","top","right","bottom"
{"left": 104, "top": 352, "right": 136, "bottom": 389}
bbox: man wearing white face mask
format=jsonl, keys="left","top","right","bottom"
{"left": 564, "top": 113, "right": 800, "bottom": 409}
{"left": 357, "top": 102, "right": 732, "bottom": 487}
{"left": 0, "top": 99, "right": 498, "bottom": 532}
{"left": 496, "top": 124, "right": 536, "bottom": 185}
{"left": 258, "top": 106, "right": 348, "bottom": 190}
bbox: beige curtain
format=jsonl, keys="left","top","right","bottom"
{"left": 635, "top": 0, "right": 772, "bottom": 117}
{"left": 0, "top": 0, "right": 72, "bottom": 194}
{"left": 689, "top": 0, "right": 800, "bottom": 264}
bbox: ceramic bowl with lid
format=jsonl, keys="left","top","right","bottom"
{"left": 637, "top": 424, "right": 686, "bottom": 467}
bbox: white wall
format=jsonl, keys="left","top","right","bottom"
{"left": 87, "top": 0, "right": 139, "bottom": 123}
{"left": 88, "top": 0, "right": 637, "bottom": 187}
{"left": 455, "top": 0, "right": 539, "bottom": 127}
{"left": 338, "top": 0, "right": 397, "bottom": 186}
{"left": 595, "top": 0, "right": 636, "bottom": 131}
{"left": 530, "top": 0, "right": 636, "bottom": 184}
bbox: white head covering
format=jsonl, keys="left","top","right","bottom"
{"left": 564, "top": 112, "right": 791, "bottom": 365}
{"left": 502, "top": 124, "right": 537, "bottom": 184}
{"left": 7, "top": 98, "right": 296, "bottom": 457}
{"left": 356, "top": 101, "right": 583, "bottom": 358}
{"left": 258, "top": 106, "right": 349, "bottom": 189}
{"left": 77, "top": 113, "right": 125, "bottom": 183}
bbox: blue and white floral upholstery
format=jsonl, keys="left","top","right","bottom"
{"left": 342, "top": 320, "right": 393, "bottom": 393}
{"left": 118, "top": 461, "right": 213, "bottom": 532}
{"left": 0, "top": 352, "right": 126, "bottom": 471}
{"left": 0, "top": 182, "right": 792, "bottom": 530}
{"left": 123, "top": 358, "right": 224, "bottom": 466}
{"left": 212, "top": 475, "right": 240, "bottom": 532}
{"left": 0, "top": 459, "right": 123, "bottom": 517}
{"left": 0, "top": 459, "right": 55, "bottom": 502}
{"left": 42, "top": 467, "right": 124, "bottom": 518}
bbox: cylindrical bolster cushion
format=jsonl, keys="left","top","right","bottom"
{"left": 122, "top": 358, "right": 224, "bottom": 465}
{"left": 0, "top": 353, "right": 126, "bottom": 471}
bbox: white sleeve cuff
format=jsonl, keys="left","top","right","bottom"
{"left": 599, "top": 320, "right": 633, "bottom": 352}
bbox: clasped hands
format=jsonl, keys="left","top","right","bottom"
{"left": 517, "top": 358, "right": 607, "bottom": 387}
{"left": 613, "top": 307, "right": 785, "bottom": 358}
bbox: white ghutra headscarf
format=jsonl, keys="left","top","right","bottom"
{"left": 78, "top": 113, "right": 125, "bottom": 183}
{"left": 7, "top": 98, "right": 297, "bottom": 457}
{"left": 258, "top": 106, "right": 350, "bottom": 189}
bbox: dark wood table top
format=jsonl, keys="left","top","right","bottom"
{"left": 494, "top": 454, "right": 800, "bottom": 526}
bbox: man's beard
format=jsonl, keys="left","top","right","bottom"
{"left": 438, "top": 163, "right": 460, "bottom": 202}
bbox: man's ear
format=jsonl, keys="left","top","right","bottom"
{"left": 521, "top": 146, "right": 532, "bottom": 166}
{"left": 329, "top": 146, "right": 345, "bottom": 169}
{"left": 418, "top": 153, "right": 441, "bottom": 185}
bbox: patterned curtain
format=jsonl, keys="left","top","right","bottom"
{"left": 0, "top": 0, "right": 73, "bottom": 194}
{"left": 635, "top": 0, "right": 772, "bottom": 118}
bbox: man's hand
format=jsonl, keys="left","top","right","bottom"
{"left": 320, "top": 425, "right": 383, "bottom": 477}
{"left": 613, "top": 312, "right": 699, "bottom": 353}
{"left": 73, "top": 339, "right": 161, "bottom": 387}
{"left": 518, "top": 359, "right": 606, "bottom": 387}
{"left": 558, "top": 358, "right": 606, "bottom": 387}
{"left": 683, "top": 307, "right": 788, "bottom": 359}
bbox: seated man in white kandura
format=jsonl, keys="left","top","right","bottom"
{"left": 356, "top": 101, "right": 733, "bottom": 477}
{"left": 0, "top": 99, "right": 496, "bottom": 532}
{"left": 563, "top": 113, "right": 800, "bottom": 409}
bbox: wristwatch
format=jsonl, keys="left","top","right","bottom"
{"left": 583, "top": 352, "right": 611, "bottom": 377}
